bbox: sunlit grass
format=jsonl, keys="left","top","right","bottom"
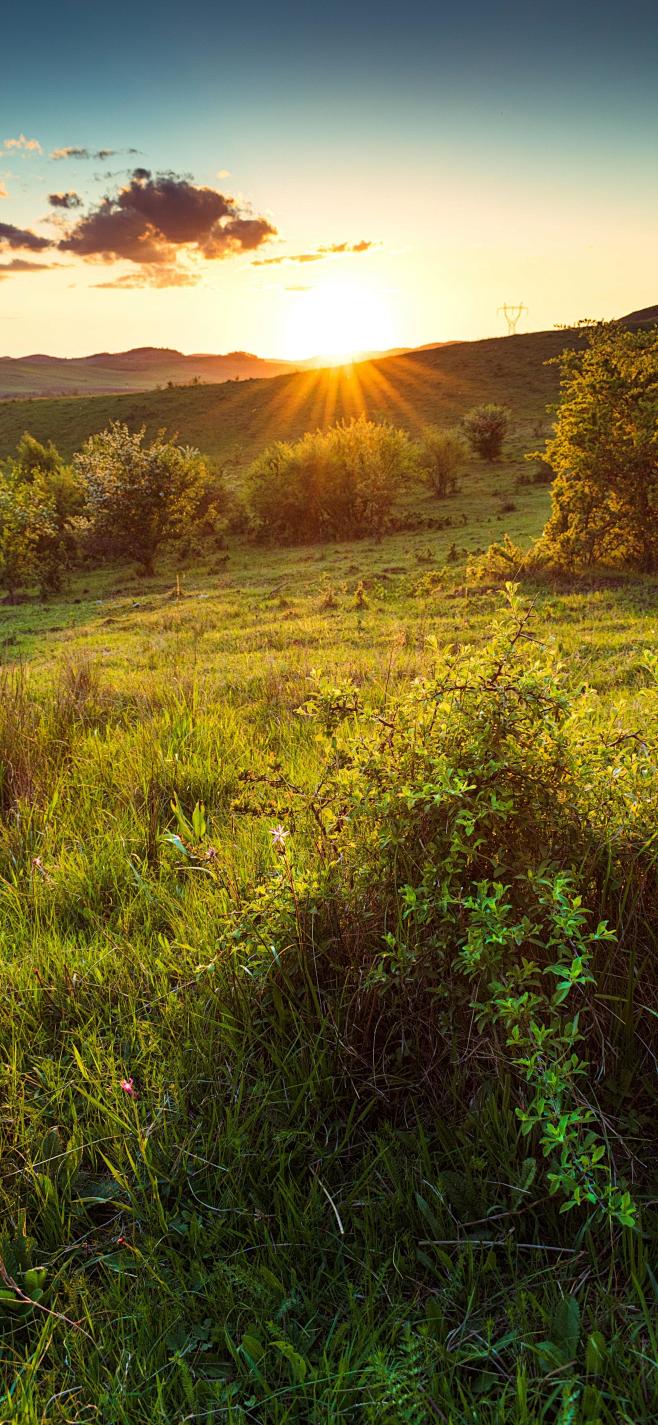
{"left": 0, "top": 458, "right": 657, "bottom": 1421}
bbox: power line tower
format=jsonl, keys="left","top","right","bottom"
{"left": 498, "top": 302, "right": 528, "bottom": 336}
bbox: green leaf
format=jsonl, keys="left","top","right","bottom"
{"left": 271, "top": 1340, "right": 309, "bottom": 1383}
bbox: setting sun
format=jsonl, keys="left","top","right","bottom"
{"left": 284, "top": 280, "right": 395, "bottom": 362}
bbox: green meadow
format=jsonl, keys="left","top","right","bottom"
{"left": 0, "top": 410, "right": 657, "bottom": 1424}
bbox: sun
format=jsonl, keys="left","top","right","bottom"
{"left": 284, "top": 280, "right": 394, "bottom": 364}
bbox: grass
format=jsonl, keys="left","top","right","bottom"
{"left": 0, "top": 424, "right": 658, "bottom": 1421}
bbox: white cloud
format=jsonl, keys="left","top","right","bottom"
{"left": 3, "top": 134, "right": 42, "bottom": 154}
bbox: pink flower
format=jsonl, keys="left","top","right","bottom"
{"left": 270, "top": 824, "right": 289, "bottom": 851}
{"left": 120, "top": 1077, "right": 137, "bottom": 1098}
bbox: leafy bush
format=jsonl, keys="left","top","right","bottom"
{"left": 539, "top": 321, "right": 658, "bottom": 571}
{"left": 414, "top": 424, "right": 467, "bottom": 497}
{"left": 230, "top": 588, "right": 657, "bottom": 1224}
{"left": 462, "top": 402, "right": 510, "bottom": 461}
{"left": 0, "top": 434, "right": 84, "bottom": 598}
{"left": 74, "top": 422, "right": 214, "bottom": 573}
{"left": 245, "top": 416, "right": 415, "bottom": 542}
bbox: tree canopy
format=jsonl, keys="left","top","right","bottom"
{"left": 74, "top": 423, "right": 211, "bottom": 573}
{"left": 541, "top": 322, "right": 658, "bottom": 571}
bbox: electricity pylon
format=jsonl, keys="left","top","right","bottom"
{"left": 498, "top": 302, "right": 528, "bottom": 336}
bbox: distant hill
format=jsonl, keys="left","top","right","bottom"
{"left": 0, "top": 306, "right": 654, "bottom": 465}
{"left": 0, "top": 346, "right": 298, "bottom": 398}
{"left": 0, "top": 340, "right": 450, "bottom": 399}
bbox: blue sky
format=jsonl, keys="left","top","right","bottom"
{"left": 1, "top": 0, "right": 657, "bottom": 356}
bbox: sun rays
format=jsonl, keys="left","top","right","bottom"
{"left": 252, "top": 342, "right": 454, "bottom": 454}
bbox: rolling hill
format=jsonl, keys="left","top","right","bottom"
{"left": 0, "top": 346, "right": 297, "bottom": 398}
{"left": 0, "top": 340, "right": 438, "bottom": 399}
{"left": 0, "top": 308, "right": 654, "bottom": 465}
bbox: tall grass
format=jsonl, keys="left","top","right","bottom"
{"left": 0, "top": 590, "right": 657, "bottom": 1422}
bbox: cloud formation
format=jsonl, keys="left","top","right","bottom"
{"left": 0, "top": 258, "right": 53, "bottom": 277}
{"left": 0, "top": 221, "right": 52, "bottom": 252}
{"left": 93, "top": 264, "right": 199, "bottom": 290}
{"left": 48, "top": 191, "right": 83, "bottom": 209}
{"left": 50, "top": 145, "right": 140, "bottom": 161}
{"left": 3, "top": 134, "right": 42, "bottom": 154}
{"left": 0, "top": 182, "right": 7, "bottom": 199}
{"left": 59, "top": 169, "right": 276, "bottom": 282}
{"left": 254, "top": 240, "right": 376, "bottom": 266}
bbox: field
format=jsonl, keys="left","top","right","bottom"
{"left": 1, "top": 394, "right": 658, "bottom": 1425}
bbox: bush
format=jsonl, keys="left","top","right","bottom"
{"left": 0, "top": 434, "right": 84, "bottom": 598}
{"left": 74, "top": 422, "right": 214, "bottom": 573}
{"left": 539, "top": 321, "right": 658, "bottom": 571}
{"left": 415, "top": 424, "right": 467, "bottom": 497}
{"left": 466, "top": 532, "right": 543, "bottom": 582}
{"left": 245, "top": 416, "right": 415, "bottom": 542}
{"left": 462, "top": 403, "right": 510, "bottom": 461}
{"left": 231, "top": 588, "right": 657, "bottom": 1224}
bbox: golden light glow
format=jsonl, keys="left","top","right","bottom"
{"left": 283, "top": 280, "right": 394, "bottom": 363}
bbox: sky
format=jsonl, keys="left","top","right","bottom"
{"left": 1, "top": 0, "right": 657, "bottom": 359}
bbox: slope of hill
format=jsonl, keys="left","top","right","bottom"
{"left": 0, "top": 307, "right": 654, "bottom": 464}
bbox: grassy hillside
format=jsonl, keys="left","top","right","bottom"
{"left": 0, "top": 325, "right": 581, "bottom": 464}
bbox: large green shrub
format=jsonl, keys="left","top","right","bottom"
{"left": 415, "top": 424, "right": 467, "bottom": 497}
{"left": 228, "top": 588, "right": 657, "bottom": 1224}
{"left": 245, "top": 415, "right": 415, "bottom": 542}
{"left": 540, "top": 321, "right": 658, "bottom": 571}
{"left": 462, "top": 403, "right": 510, "bottom": 461}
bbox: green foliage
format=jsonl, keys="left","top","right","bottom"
{"left": 540, "top": 322, "right": 658, "bottom": 571}
{"left": 74, "top": 421, "right": 214, "bottom": 573}
{"left": 245, "top": 416, "right": 416, "bottom": 542}
{"left": 466, "top": 531, "right": 543, "bottom": 582}
{"left": 415, "top": 423, "right": 467, "bottom": 496}
{"left": 238, "top": 587, "right": 656, "bottom": 1226}
{"left": 463, "top": 402, "right": 510, "bottom": 461}
{"left": 0, "top": 434, "right": 83, "bottom": 598}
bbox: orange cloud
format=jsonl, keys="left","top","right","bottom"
{"left": 3, "top": 134, "right": 42, "bottom": 154}
{"left": 254, "top": 241, "right": 376, "bottom": 267}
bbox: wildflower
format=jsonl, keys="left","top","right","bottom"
{"left": 120, "top": 1077, "right": 137, "bottom": 1098}
{"left": 270, "top": 824, "right": 289, "bottom": 852}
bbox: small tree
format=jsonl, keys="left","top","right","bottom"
{"left": 0, "top": 474, "right": 60, "bottom": 601}
{"left": 415, "top": 425, "right": 467, "bottom": 497}
{"left": 540, "top": 322, "right": 658, "bottom": 571}
{"left": 75, "top": 423, "right": 211, "bottom": 573}
{"left": 463, "top": 404, "right": 510, "bottom": 462}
